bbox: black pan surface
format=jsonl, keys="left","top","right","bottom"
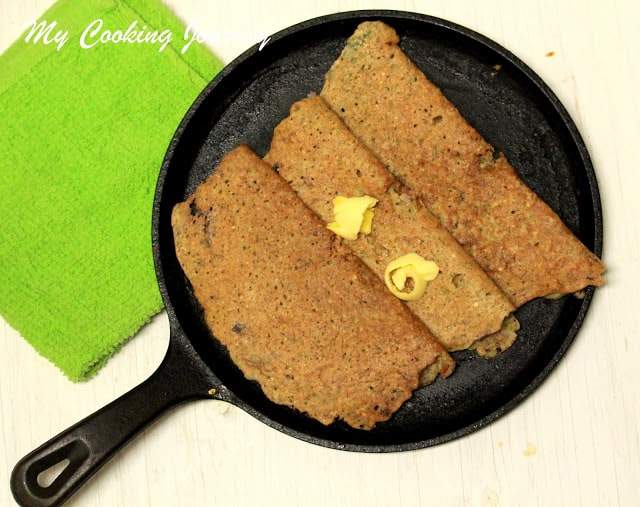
{"left": 156, "top": 10, "right": 602, "bottom": 451}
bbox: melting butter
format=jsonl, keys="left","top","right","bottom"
{"left": 385, "top": 253, "right": 439, "bottom": 301}
{"left": 327, "top": 195, "right": 378, "bottom": 240}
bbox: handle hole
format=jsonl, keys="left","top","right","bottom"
{"left": 37, "top": 458, "right": 70, "bottom": 488}
{"left": 25, "top": 440, "right": 90, "bottom": 498}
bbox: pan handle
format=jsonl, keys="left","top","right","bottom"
{"left": 10, "top": 326, "right": 221, "bottom": 507}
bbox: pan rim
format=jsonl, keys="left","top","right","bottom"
{"left": 153, "top": 9, "right": 602, "bottom": 452}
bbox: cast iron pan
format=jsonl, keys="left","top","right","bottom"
{"left": 11, "top": 10, "right": 602, "bottom": 506}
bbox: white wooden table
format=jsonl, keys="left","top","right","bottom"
{"left": 1, "top": 0, "right": 639, "bottom": 505}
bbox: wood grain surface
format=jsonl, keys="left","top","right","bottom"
{"left": 1, "top": 1, "right": 638, "bottom": 506}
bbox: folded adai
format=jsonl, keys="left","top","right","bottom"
{"left": 321, "top": 21, "right": 605, "bottom": 307}
{"left": 265, "top": 96, "right": 517, "bottom": 354}
{"left": 172, "top": 145, "right": 454, "bottom": 429}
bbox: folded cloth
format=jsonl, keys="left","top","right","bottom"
{"left": 0, "top": 0, "right": 223, "bottom": 380}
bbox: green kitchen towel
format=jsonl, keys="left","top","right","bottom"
{"left": 0, "top": 0, "right": 223, "bottom": 380}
